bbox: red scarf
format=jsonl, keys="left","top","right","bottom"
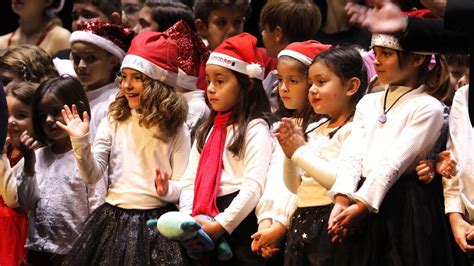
{"left": 192, "top": 112, "right": 232, "bottom": 217}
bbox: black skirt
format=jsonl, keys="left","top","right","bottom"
{"left": 62, "top": 203, "right": 190, "bottom": 266}
{"left": 334, "top": 174, "right": 453, "bottom": 266}
{"left": 284, "top": 204, "right": 334, "bottom": 266}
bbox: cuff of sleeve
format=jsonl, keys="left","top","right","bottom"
{"left": 352, "top": 179, "right": 383, "bottom": 213}
{"left": 158, "top": 180, "right": 181, "bottom": 203}
{"left": 444, "top": 196, "right": 464, "bottom": 215}
{"left": 273, "top": 215, "right": 289, "bottom": 228}
{"left": 291, "top": 145, "right": 308, "bottom": 162}
{"left": 214, "top": 213, "right": 238, "bottom": 234}
{"left": 257, "top": 211, "right": 274, "bottom": 224}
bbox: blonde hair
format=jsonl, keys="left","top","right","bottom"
{"left": 109, "top": 75, "right": 188, "bottom": 140}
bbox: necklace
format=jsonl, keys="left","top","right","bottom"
{"left": 378, "top": 87, "right": 415, "bottom": 124}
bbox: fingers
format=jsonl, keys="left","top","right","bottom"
{"left": 71, "top": 104, "right": 80, "bottom": 119}
{"left": 251, "top": 231, "right": 262, "bottom": 239}
{"left": 154, "top": 168, "right": 169, "bottom": 196}
{"left": 83, "top": 111, "right": 90, "bottom": 124}
{"left": 439, "top": 150, "right": 451, "bottom": 159}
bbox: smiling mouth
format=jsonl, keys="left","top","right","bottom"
{"left": 311, "top": 98, "right": 321, "bottom": 104}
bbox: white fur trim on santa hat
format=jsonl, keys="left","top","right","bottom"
{"left": 121, "top": 54, "right": 178, "bottom": 87}
{"left": 278, "top": 50, "right": 312, "bottom": 66}
{"left": 177, "top": 68, "right": 199, "bottom": 91}
{"left": 207, "top": 52, "right": 264, "bottom": 80}
{"left": 70, "top": 31, "right": 126, "bottom": 61}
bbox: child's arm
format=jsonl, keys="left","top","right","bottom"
{"left": 0, "top": 153, "right": 19, "bottom": 208}
{"left": 16, "top": 131, "right": 41, "bottom": 211}
{"left": 160, "top": 126, "right": 191, "bottom": 203}
{"left": 212, "top": 120, "right": 273, "bottom": 235}
{"left": 436, "top": 150, "right": 457, "bottom": 177}
{"left": 58, "top": 105, "right": 111, "bottom": 184}
{"left": 179, "top": 140, "right": 201, "bottom": 214}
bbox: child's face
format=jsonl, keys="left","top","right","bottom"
{"left": 308, "top": 62, "right": 349, "bottom": 117}
{"left": 373, "top": 46, "right": 417, "bottom": 86}
{"left": 0, "top": 70, "right": 21, "bottom": 92}
{"left": 71, "top": 42, "right": 119, "bottom": 91}
{"left": 6, "top": 96, "right": 33, "bottom": 148}
{"left": 133, "top": 6, "right": 159, "bottom": 34}
{"left": 198, "top": 8, "right": 245, "bottom": 51}
{"left": 277, "top": 59, "right": 311, "bottom": 112}
{"left": 72, "top": 2, "right": 109, "bottom": 31}
{"left": 205, "top": 64, "right": 240, "bottom": 112}
{"left": 38, "top": 93, "right": 68, "bottom": 142}
{"left": 122, "top": 0, "right": 142, "bottom": 28}
{"left": 261, "top": 24, "right": 284, "bottom": 58}
{"left": 448, "top": 64, "right": 470, "bottom": 91}
{"left": 11, "top": 0, "right": 50, "bottom": 17}
{"left": 119, "top": 68, "right": 145, "bottom": 110}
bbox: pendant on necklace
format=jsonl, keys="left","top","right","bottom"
{"left": 378, "top": 113, "right": 387, "bottom": 124}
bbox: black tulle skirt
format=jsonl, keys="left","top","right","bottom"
{"left": 334, "top": 173, "right": 453, "bottom": 266}
{"left": 284, "top": 204, "right": 334, "bottom": 266}
{"left": 62, "top": 203, "right": 190, "bottom": 266}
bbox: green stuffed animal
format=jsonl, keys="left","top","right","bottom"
{"left": 147, "top": 211, "right": 232, "bottom": 261}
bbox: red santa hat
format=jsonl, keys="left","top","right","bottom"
{"left": 207, "top": 33, "right": 265, "bottom": 80}
{"left": 164, "top": 20, "right": 210, "bottom": 91}
{"left": 121, "top": 31, "right": 179, "bottom": 87}
{"left": 278, "top": 40, "right": 332, "bottom": 66}
{"left": 70, "top": 20, "right": 133, "bottom": 61}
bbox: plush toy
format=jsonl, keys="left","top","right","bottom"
{"left": 147, "top": 211, "right": 232, "bottom": 261}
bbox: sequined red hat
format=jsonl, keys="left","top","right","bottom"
{"left": 70, "top": 21, "right": 134, "bottom": 61}
{"left": 121, "top": 31, "right": 179, "bottom": 87}
{"left": 278, "top": 40, "right": 332, "bottom": 66}
{"left": 164, "top": 20, "right": 210, "bottom": 91}
{"left": 207, "top": 33, "right": 265, "bottom": 80}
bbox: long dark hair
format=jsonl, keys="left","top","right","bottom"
{"left": 32, "top": 76, "right": 90, "bottom": 146}
{"left": 196, "top": 70, "right": 276, "bottom": 158}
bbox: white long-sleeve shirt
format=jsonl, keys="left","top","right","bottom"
{"left": 256, "top": 138, "right": 296, "bottom": 228}
{"left": 180, "top": 119, "right": 273, "bottom": 233}
{"left": 329, "top": 85, "right": 444, "bottom": 212}
{"left": 12, "top": 148, "right": 101, "bottom": 254}
{"left": 285, "top": 120, "right": 352, "bottom": 208}
{"left": 86, "top": 83, "right": 118, "bottom": 141}
{"left": 444, "top": 85, "right": 474, "bottom": 222}
{"left": 182, "top": 91, "right": 210, "bottom": 141}
{"left": 71, "top": 111, "right": 191, "bottom": 209}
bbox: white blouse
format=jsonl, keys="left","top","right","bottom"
{"left": 285, "top": 120, "right": 353, "bottom": 208}
{"left": 182, "top": 90, "right": 210, "bottom": 141}
{"left": 444, "top": 85, "right": 474, "bottom": 222}
{"left": 71, "top": 111, "right": 191, "bottom": 210}
{"left": 180, "top": 119, "right": 273, "bottom": 233}
{"left": 330, "top": 85, "right": 444, "bottom": 212}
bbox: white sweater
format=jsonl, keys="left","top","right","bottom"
{"left": 329, "top": 85, "right": 444, "bottom": 212}
{"left": 182, "top": 90, "right": 210, "bottom": 140}
{"left": 0, "top": 154, "right": 17, "bottom": 207}
{"left": 86, "top": 83, "right": 118, "bottom": 141}
{"left": 180, "top": 119, "right": 273, "bottom": 233}
{"left": 71, "top": 111, "right": 191, "bottom": 209}
{"left": 444, "top": 85, "right": 474, "bottom": 222}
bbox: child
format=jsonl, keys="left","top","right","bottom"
{"left": 1, "top": 82, "right": 29, "bottom": 266}
{"left": 193, "top": 0, "right": 250, "bottom": 51}
{"left": 59, "top": 31, "right": 191, "bottom": 265}
{"left": 5, "top": 76, "right": 102, "bottom": 265}
{"left": 0, "top": 45, "right": 59, "bottom": 92}
{"left": 71, "top": 0, "right": 122, "bottom": 31}
{"left": 328, "top": 34, "right": 453, "bottom": 266}
{"left": 133, "top": 0, "right": 194, "bottom": 34}
{"left": 0, "top": 0, "right": 70, "bottom": 55}
{"left": 444, "top": 84, "right": 474, "bottom": 265}
{"left": 121, "top": 0, "right": 144, "bottom": 28}
{"left": 251, "top": 40, "right": 332, "bottom": 260}
{"left": 260, "top": 0, "right": 322, "bottom": 58}
{"left": 179, "top": 33, "right": 274, "bottom": 265}
{"left": 164, "top": 20, "right": 210, "bottom": 141}
{"left": 69, "top": 20, "right": 133, "bottom": 140}
{"left": 277, "top": 46, "right": 366, "bottom": 266}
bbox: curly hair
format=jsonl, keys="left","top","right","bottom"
{"left": 109, "top": 75, "right": 188, "bottom": 140}
{"left": 0, "top": 45, "right": 59, "bottom": 83}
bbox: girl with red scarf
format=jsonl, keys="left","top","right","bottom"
{"left": 179, "top": 33, "right": 275, "bottom": 265}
